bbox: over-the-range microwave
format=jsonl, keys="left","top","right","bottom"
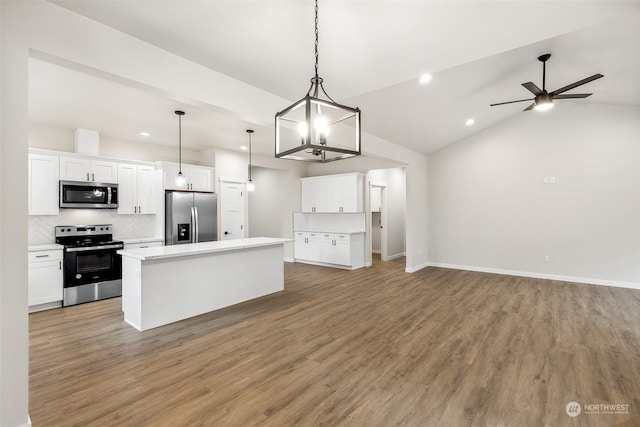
{"left": 59, "top": 180, "right": 119, "bottom": 209}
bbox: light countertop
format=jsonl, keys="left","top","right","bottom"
{"left": 121, "top": 237, "right": 164, "bottom": 245}
{"left": 28, "top": 243, "right": 64, "bottom": 252}
{"left": 293, "top": 229, "right": 365, "bottom": 235}
{"left": 118, "top": 237, "right": 290, "bottom": 261}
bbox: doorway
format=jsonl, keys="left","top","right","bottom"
{"left": 220, "top": 179, "right": 246, "bottom": 241}
{"left": 369, "top": 183, "right": 388, "bottom": 262}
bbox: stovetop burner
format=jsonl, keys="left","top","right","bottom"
{"left": 55, "top": 224, "right": 123, "bottom": 248}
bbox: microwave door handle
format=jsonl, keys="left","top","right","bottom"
{"left": 107, "top": 187, "right": 112, "bottom": 204}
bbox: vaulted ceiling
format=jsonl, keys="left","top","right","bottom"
{"left": 30, "top": 1, "right": 640, "bottom": 157}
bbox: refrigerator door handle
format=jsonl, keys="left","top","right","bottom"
{"left": 194, "top": 206, "right": 199, "bottom": 243}
{"left": 190, "top": 206, "right": 196, "bottom": 243}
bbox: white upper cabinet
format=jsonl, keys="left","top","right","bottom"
{"left": 29, "top": 153, "right": 60, "bottom": 215}
{"left": 117, "top": 163, "right": 158, "bottom": 215}
{"left": 187, "top": 166, "right": 213, "bottom": 192}
{"left": 162, "top": 162, "right": 214, "bottom": 192}
{"left": 59, "top": 156, "right": 118, "bottom": 183}
{"left": 301, "top": 178, "right": 328, "bottom": 213}
{"left": 301, "top": 173, "right": 363, "bottom": 213}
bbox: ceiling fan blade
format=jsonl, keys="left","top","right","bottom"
{"left": 553, "top": 93, "right": 592, "bottom": 99}
{"left": 522, "top": 82, "right": 543, "bottom": 95}
{"left": 550, "top": 74, "right": 604, "bottom": 96}
{"left": 490, "top": 98, "right": 534, "bottom": 106}
{"left": 523, "top": 103, "right": 536, "bottom": 112}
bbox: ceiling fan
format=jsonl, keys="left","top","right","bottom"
{"left": 490, "top": 53, "right": 604, "bottom": 111}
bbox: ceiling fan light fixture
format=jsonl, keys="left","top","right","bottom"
{"left": 534, "top": 94, "right": 554, "bottom": 111}
{"left": 274, "top": 0, "right": 361, "bottom": 163}
{"left": 534, "top": 100, "right": 554, "bottom": 111}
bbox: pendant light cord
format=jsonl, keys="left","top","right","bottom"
{"left": 247, "top": 129, "right": 254, "bottom": 182}
{"left": 178, "top": 114, "right": 182, "bottom": 173}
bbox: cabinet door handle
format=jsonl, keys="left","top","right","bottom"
{"left": 59, "top": 261, "right": 62, "bottom": 269}
{"left": 35, "top": 254, "right": 49, "bottom": 258}
{"left": 92, "top": 173, "right": 95, "bottom": 181}
{"left": 134, "top": 206, "right": 137, "bottom": 214}
{"left": 138, "top": 206, "right": 141, "bottom": 213}
{"left": 86, "top": 172, "right": 90, "bottom": 181}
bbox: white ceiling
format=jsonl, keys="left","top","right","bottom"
{"left": 30, "top": 1, "right": 640, "bottom": 157}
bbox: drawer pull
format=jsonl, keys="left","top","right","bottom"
{"left": 35, "top": 254, "right": 49, "bottom": 258}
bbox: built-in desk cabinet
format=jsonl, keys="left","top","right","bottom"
{"left": 301, "top": 173, "right": 364, "bottom": 213}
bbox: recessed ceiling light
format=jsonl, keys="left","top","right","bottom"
{"left": 465, "top": 119, "right": 475, "bottom": 126}
{"left": 240, "top": 145, "right": 248, "bottom": 151}
{"left": 419, "top": 74, "right": 433, "bottom": 85}
{"left": 139, "top": 131, "right": 151, "bottom": 137}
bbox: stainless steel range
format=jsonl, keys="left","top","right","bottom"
{"left": 55, "top": 224, "right": 124, "bottom": 306}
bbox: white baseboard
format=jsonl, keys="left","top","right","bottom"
{"left": 405, "top": 261, "right": 430, "bottom": 273}
{"left": 384, "top": 252, "right": 405, "bottom": 261}
{"left": 428, "top": 262, "right": 640, "bottom": 290}
{"left": 284, "top": 257, "right": 295, "bottom": 263}
{"left": 372, "top": 250, "right": 381, "bottom": 254}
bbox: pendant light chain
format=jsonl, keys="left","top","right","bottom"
{"left": 314, "top": 0, "right": 319, "bottom": 79}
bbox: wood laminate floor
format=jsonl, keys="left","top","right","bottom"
{"left": 29, "top": 257, "right": 640, "bottom": 426}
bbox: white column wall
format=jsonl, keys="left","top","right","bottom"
{"left": 1, "top": 2, "right": 30, "bottom": 425}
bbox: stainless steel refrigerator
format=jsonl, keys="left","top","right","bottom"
{"left": 165, "top": 191, "right": 217, "bottom": 245}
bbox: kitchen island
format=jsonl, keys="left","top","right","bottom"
{"left": 118, "top": 237, "right": 289, "bottom": 331}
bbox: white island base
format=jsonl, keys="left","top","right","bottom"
{"left": 118, "top": 237, "right": 288, "bottom": 331}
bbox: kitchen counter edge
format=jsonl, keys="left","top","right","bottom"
{"left": 118, "top": 237, "right": 291, "bottom": 261}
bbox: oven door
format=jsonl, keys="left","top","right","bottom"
{"left": 63, "top": 245, "right": 122, "bottom": 288}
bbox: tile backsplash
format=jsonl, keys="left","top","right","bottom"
{"left": 29, "top": 210, "right": 158, "bottom": 245}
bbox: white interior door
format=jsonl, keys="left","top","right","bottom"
{"left": 220, "top": 181, "right": 245, "bottom": 241}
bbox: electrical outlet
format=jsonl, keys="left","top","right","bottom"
{"left": 543, "top": 176, "right": 549, "bottom": 184}
{"left": 549, "top": 176, "right": 556, "bottom": 184}
{"left": 544, "top": 255, "right": 550, "bottom": 263}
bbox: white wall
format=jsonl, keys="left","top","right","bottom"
{"left": 1, "top": 2, "right": 30, "bottom": 425}
{"left": 428, "top": 103, "right": 640, "bottom": 287}
{"left": 29, "top": 123, "right": 202, "bottom": 164}
{"left": 248, "top": 167, "right": 302, "bottom": 260}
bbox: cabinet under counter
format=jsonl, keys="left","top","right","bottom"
{"left": 294, "top": 230, "right": 365, "bottom": 270}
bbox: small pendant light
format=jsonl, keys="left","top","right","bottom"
{"left": 246, "top": 129, "right": 256, "bottom": 192}
{"left": 175, "top": 110, "right": 187, "bottom": 187}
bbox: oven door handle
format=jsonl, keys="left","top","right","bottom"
{"left": 66, "top": 244, "right": 124, "bottom": 253}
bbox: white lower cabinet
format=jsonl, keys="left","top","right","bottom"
{"left": 295, "top": 231, "right": 364, "bottom": 269}
{"left": 28, "top": 249, "right": 63, "bottom": 310}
